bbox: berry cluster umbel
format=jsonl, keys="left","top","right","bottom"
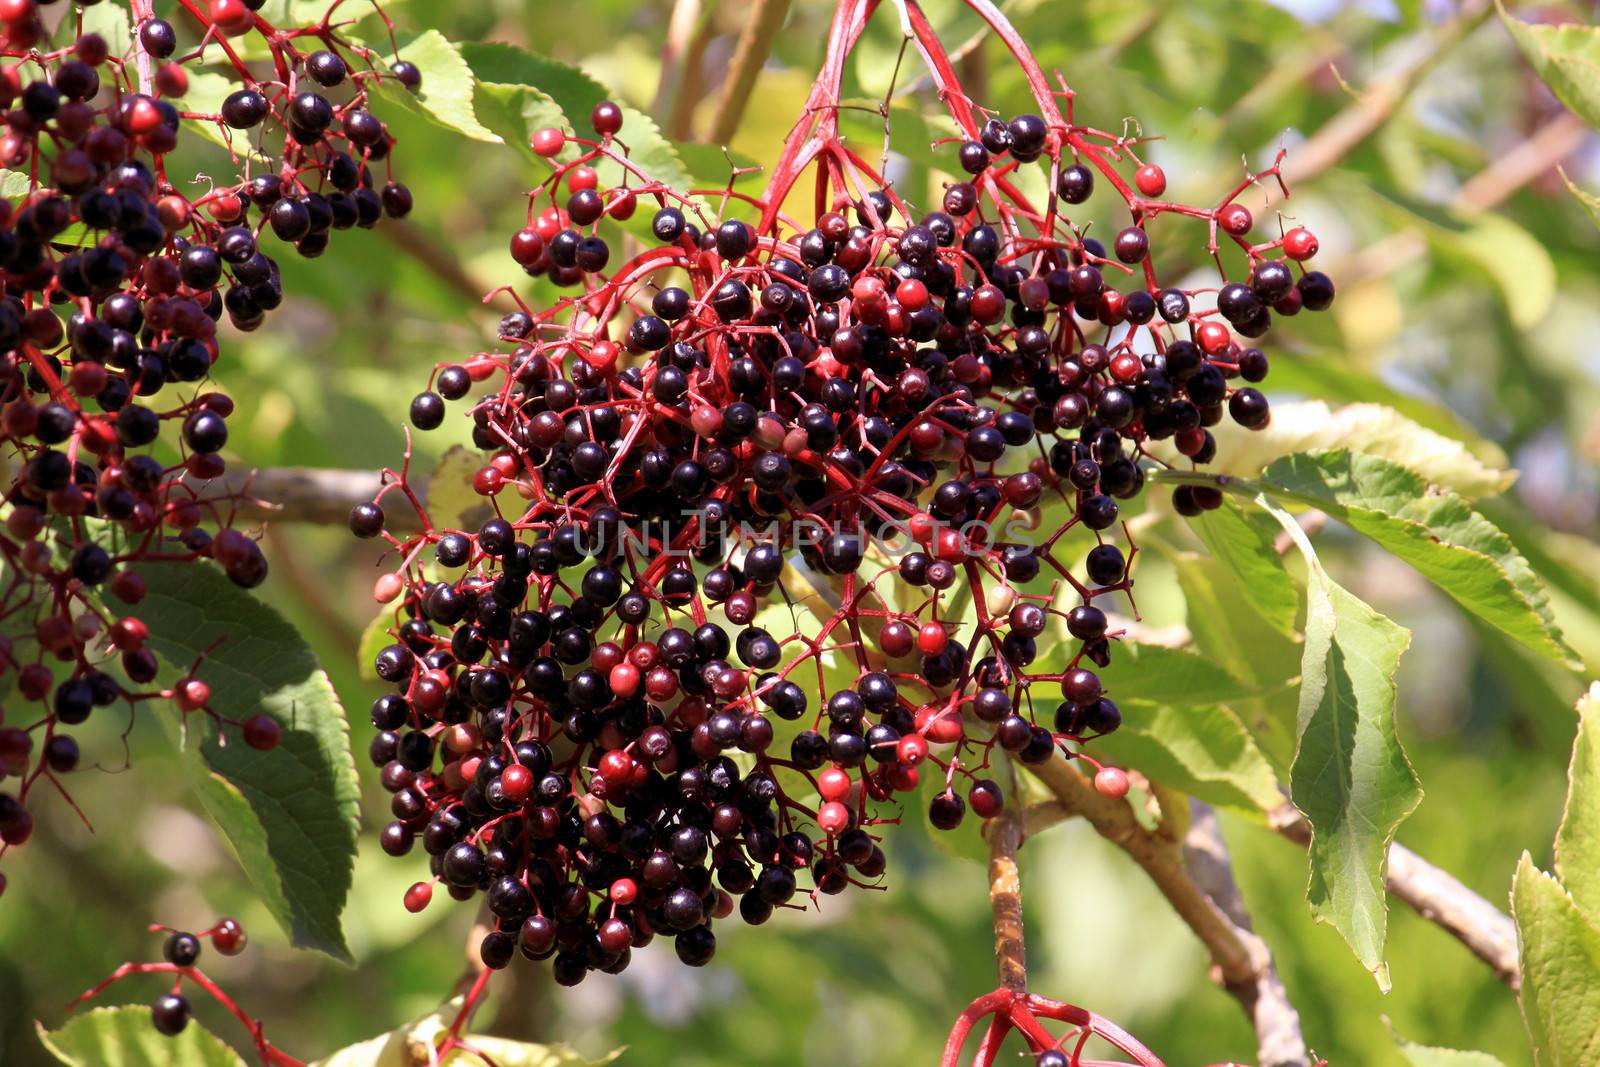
{"left": 0, "top": 0, "right": 417, "bottom": 892}
{"left": 352, "top": 0, "right": 1330, "bottom": 986}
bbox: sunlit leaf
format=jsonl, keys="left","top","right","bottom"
{"left": 1190, "top": 505, "right": 1300, "bottom": 636}
{"left": 312, "top": 996, "right": 622, "bottom": 1066}
{"left": 1191, "top": 401, "right": 1514, "bottom": 499}
{"left": 37, "top": 1006, "right": 247, "bottom": 1067}
{"left": 1257, "top": 451, "right": 1579, "bottom": 668}
{"left": 1094, "top": 702, "right": 1284, "bottom": 812}
{"left": 1264, "top": 495, "right": 1421, "bottom": 990}
{"left": 368, "top": 30, "right": 501, "bottom": 143}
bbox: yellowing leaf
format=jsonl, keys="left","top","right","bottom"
{"left": 1194, "top": 401, "right": 1514, "bottom": 499}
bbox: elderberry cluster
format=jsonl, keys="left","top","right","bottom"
{"left": 355, "top": 30, "right": 1331, "bottom": 983}
{"left": 0, "top": 0, "right": 416, "bottom": 892}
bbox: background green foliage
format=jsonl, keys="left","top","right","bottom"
{"left": 8, "top": 0, "right": 1600, "bottom": 1063}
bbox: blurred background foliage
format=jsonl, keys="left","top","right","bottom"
{"left": 5, "top": 0, "right": 1600, "bottom": 1063}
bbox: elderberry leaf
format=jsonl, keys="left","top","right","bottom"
{"left": 1264, "top": 494, "right": 1421, "bottom": 991}
{"left": 77, "top": 4, "right": 132, "bottom": 61}
{"left": 457, "top": 42, "right": 704, "bottom": 233}
{"left": 366, "top": 31, "right": 501, "bottom": 143}
{"left": 1195, "top": 400, "right": 1514, "bottom": 499}
{"left": 1091, "top": 703, "right": 1282, "bottom": 813}
{"left": 1258, "top": 450, "right": 1580, "bottom": 669}
{"left": 1392, "top": 1029, "right": 1507, "bottom": 1067}
{"left": 427, "top": 444, "right": 496, "bottom": 534}
{"left": 0, "top": 168, "right": 33, "bottom": 198}
{"left": 36, "top": 1005, "right": 247, "bottom": 1067}
{"left": 356, "top": 606, "right": 394, "bottom": 682}
{"left": 311, "top": 995, "right": 622, "bottom": 1066}
{"left": 1088, "top": 641, "right": 1256, "bottom": 707}
{"left": 1556, "top": 682, "right": 1600, "bottom": 923}
{"left": 1512, "top": 853, "right": 1600, "bottom": 1067}
{"left": 170, "top": 69, "right": 273, "bottom": 161}
{"left": 1190, "top": 504, "right": 1300, "bottom": 636}
{"left": 1170, "top": 547, "right": 1302, "bottom": 770}
{"left": 1499, "top": 1, "right": 1600, "bottom": 131}
{"left": 135, "top": 561, "right": 360, "bottom": 963}
{"left": 1263, "top": 353, "right": 1508, "bottom": 467}
{"left": 1559, "top": 166, "right": 1600, "bottom": 231}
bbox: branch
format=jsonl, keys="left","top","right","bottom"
{"left": 708, "top": 0, "right": 792, "bottom": 144}
{"left": 656, "top": 0, "right": 721, "bottom": 140}
{"left": 1280, "top": 0, "right": 1494, "bottom": 188}
{"left": 984, "top": 805, "right": 1028, "bottom": 993}
{"left": 180, "top": 467, "right": 424, "bottom": 527}
{"left": 1270, "top": 805, "right": 1520, "bottom": 988}
{"left": 1184, "top": 801, "right": 1310, "bottom": 1067}
{"left": 130, "top": 0, "right": 156, "bottom": 95}
{"left": 1027, "top": 756, "right": 1311, "bottom": 1067}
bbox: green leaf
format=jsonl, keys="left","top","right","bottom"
{"left": 1092, "top": 703, "right": 1283, "bottom": 812}
{"left": 1197, "top": 401, "right": 1514, "bottom": 499}
{"left": 426, "top": 444, "right": 493, "bottom": 533}
{"left": 1, "top": 168, "right": 33, "bottom": 198}
{"left": 136, "top": 561, "right": 360, "bottom": 962}
{"left": 459, "top": 43, "right": 698, "bottom": 201}
{"left": 1190, "top": 505, "right": 1300, "bottom": 636}
{"left": 37, "top": 1006, "right": 247, "bottom": 1067}
{"left": 1169, "top": 547, "right": 1303, "bottom": 770}
{"left": 171, "top": 70, "right": 269, "bottom": 159}
{"left": 472, "top": 80, "right": 566, "bottom": 161}
{"left": 1559, "top": 166, "right": 1600, "bottom": 229}
{"left": 1257, "top": 450, "right": 1580, "bottom": 668}
{"left": 1264, "top": 495, "right": 1421, "bottom": 990}
{"left": 356, "top": 605, "right": 396, "bottom": 682}
{"left": 1557, "top": 682, "right": 1600, "bottom": 923}
{"left": 1089, "top": 641, "right": 1257, "bottom": 707}
{"left": 1498, "top": 1, "right": 1600, "bottom": 131}
{"left": 1513, "top": 853, "right": 1600, "bottom": 1067}
{"left": 312, "top": 996, "right": 622, "bottom": 1066}
{"left": 369, "top": 31, "right": 500, "bottom": 143}
{"left": 78, "top": 4, "right": 132, "bottom": 60}
{"left": 1393, "top": 1029, "right": 1508, "bottom": 1067}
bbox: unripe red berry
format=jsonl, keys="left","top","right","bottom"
{"left": 1283, "top": 227, "right": 1318, "bottom": 260}
{"left": 403, "top": 882, "right": 433, "bottom": 913}
{"left": 211, "top": 918, "right": 246, "bottom": 955}
{"left": 1094, "top": 767, "right": 1130, "bottom": 798}
{"left": 500, "top": 763, "right": 534, "bottom": 801}
{"left": 817, "top": 801, "right": 850, "bottom": 834}
{"left": 817, "top": 767, "right": 852, "bottom": 801}
{"left": 176, "top": 678, "right": 211, "bottom": 711}
{"left": 1219, "top": 203, "right": 1253, "bottom": 235}
{"left": 599, "top": 749, "right": 635, "bottom": 782}
{"left": 917, "top": 621, "right": 949, "bottom": 656}
{"left": 208, "top": 0, "right": 255, "bottom": 36}
{"left": 897, "top": 733, "right": 929, "bottom": 766}
{"left": 532, "top": 128, "right": 565, "bottom": 157}
{"left": 1134, "top": 163, "right": 1166, "bottom": 197}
